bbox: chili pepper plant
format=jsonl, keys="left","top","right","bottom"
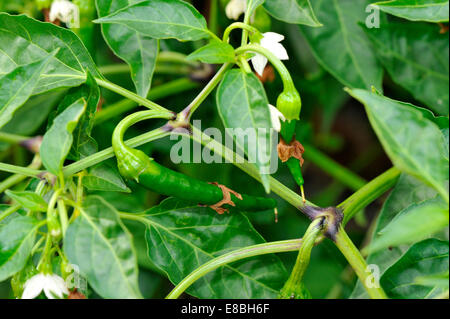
{"left": 0, "top": 0, "right": 449, "bottom": 300}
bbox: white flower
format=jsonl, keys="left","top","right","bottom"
{"left": 269, "top": 104, "right": 285, "bottom": 132}
{"left": 22, "top": 273, "right": 69, "bottom": 299}
{"left": 226, "top": 0, "right": 247, "bottom": 20}
{"left": 251, "top": 32, "right": 289, "bottom": 76}
{"left": 49, "top": 0, "right": 80, "bottom": 28}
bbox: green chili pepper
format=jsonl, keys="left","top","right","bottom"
{"left": 277, "top": 88, "right": 301, "bottom": 122}
{"left": 112, "top": 111, "right": 277, "bottom": 212}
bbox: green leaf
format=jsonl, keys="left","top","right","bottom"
{"left": 363, "top": 22, "right": 449, "bottom": 115}
{"left": 264, "top": 0, "right": 321, "bottom": 26}
{"left": 94, "top": 0, "right": 211, "bottom": 41}
{"left": 5, "top": 190, "right": 47, "bottom": 212}
{"left": 373, "top": 0, "right": 449, "bottom": 22}
{"left": 49, "top": 72, "right": 100, "bottom": 161}
{"left": 40, "top": 98, "right": 86, "bottom": 175}
{"left": 351, "top": 173, "right": 438, "bottom": 298}
{"left": 347, "top": 89, "right": 449, "bottom": 203}
{"left": 187, "top": 40, "right": 235, "bottom": 64}
{"left": 0, "top": 54, "right": 54, "bottom": 129}
{"left": 216, "top": 69, "right": 273, "bottom": 192}
{"left": 300, "top": 0, "right": 383, "bottom": 90}
{"left": 0, "top": 13, "right": 100, "bottom": 95}
{"left": 366, "top": 197, "right": 449, "bottom": 253}
{"left": 0, "top": 216, "right": 39, "bottom": 281}
{"left": 381, "top": 239, "right": 449, "bottom": 298}
{"left": 96, "top": 0, "right": 159, "bottom": 98}
{"left": 247, "top": 0, "right": 266, "bottom": 15}
{"left": 142, "top": 198, "right": 288, "bottom": 298}
{"left": 64, "top": 196, "right": 142, "bottom": 299}
{"left": 83, "top": 163, "right": 131, "bottom": 193}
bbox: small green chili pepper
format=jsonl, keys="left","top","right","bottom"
{"left": 112, "top": 111, "right": 277, "bottom": 213}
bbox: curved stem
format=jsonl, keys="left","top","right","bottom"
{"left": 235, "top": 44, "right": 294, "bottom": 91}
{"left": 0, "top": 204, "right": 21, "bottom": 222}
{"left": 0, "top": 132, "right": 28, "bottom": 144}
{"left": 339, "top": 167, "right": 401, "bottom": 226}
{"left": 0, "top": 155, "right": 41, "bottom": 193}
{"left": 334, "top": 227, "right": 387, "bottom": 299}
{"left": 63, "top": 128, "right": 171, "bottom": 177}
{"left": 95, "top": 78, "right": 172, "bottom": 114}
{"left": 165, "top": 239, "right": 303, "bottom": 299}
{"left": 223, "top": 22, "right": 259, "bottom": 43}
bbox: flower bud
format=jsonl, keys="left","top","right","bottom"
{"left": 276, "top": 89, "right": 302, "bottom": 121}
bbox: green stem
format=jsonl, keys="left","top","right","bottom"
{"left": 63, "top": 128, "right": 171, "bottom": 177}
{"left": 334, "top": 227, "right": 388, "bottom": 299}
{"left": 235, "top": 44, "right": 294, "bottom": 91}
{"left": 0, "top": 132, "right": 28, "bottom": 144}
{"left": 0, "top": 162, "right": 43, "bottom": 177}
{"left": 209, "top": 0, "right": 219, "bottom": 35}
{"left": 0, "top": 204, "right": 21, "bottom": 222}
{"left": 241, "top": 8, "right": 252, "bottom": 46}
{"left": 339, "top": 167, "right": 401, "bottom": 225}
{"left": 95, "top": 78, "right": 172, "bottom": 114}
{"left": 94, "top": 78, "right": 199, "bottom": 125}
{"left": 181, "top": 63, "right": 233, "bottom": 121}
{"left": 165, "top": 238, "right": 303, "bottom": 299}
{"left": 0, "top": 155, "right": 41, "bottom": 193}
{"left": 223, "top": 22, "right": 259, "bottom": 43}
{"left": 303, "top": 144, "right": 366, "bottom": 191}
{"left": 57, "top": 199, "right": 68, "bottom": 236}
{"left": 280, "top": 218, "right": 323, "bottom": 299}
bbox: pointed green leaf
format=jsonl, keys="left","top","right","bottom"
{"left": 216, "top": 69, "right": 273, "bottom": 192}
{"left": 364, "top": 22, "right": 449, "bottom": 115}
{"left": 347, "top": 89, "right": 449, "bottom": 202}
{"left": 83, "top": 163, "right": 131, "bottom": 193}
{"left": 373, "top": 0, "right": 449, "bottom": 22}
{"left": 94, "top": 0, "right": 211, "bottom": 41}
{"left": 0, "top": 54, "right": 53, "bottom": 129}
{"left": 367, "top": 197, "right": 449, "bottom": 253}
{"left": 300, "top": 0, "right": 383, "bottom": 90}
{"left": 0, "top": 216, "right": 39, "bottom": 281}
{"left": 64, "top": 196, "right": 142, "bottom": 299}
{"left": 264, "top": 0, "right": 321, "bottom": 26}
{"left": 40, "top": 98, "right": 86, "bottom": 175}
{"left": 142, "top": 198, "right": 288, "bottom": 298}
{"left": 381, "top": 239, "right": 449, "bottom": 298}
{"left": 5, "top": 190, "right": 47, "bottom": 212}
{"left": 187, "top": 40, "right": 235, "bottom": 64}
{"left": 96, "top": 0, "right": 159, "bottom": 98}
{"left": 0, "top": 13, "right": 100, "bottom": 95}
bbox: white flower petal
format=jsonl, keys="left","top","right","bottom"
{"left": 44, "top": 274, "right": 68, "bottom": 299}
{"left": 269, "top": 104, "right": 286, "bottom": 132}
{"left": 22, "top": 274, "right": 45, "bottom": 299}
{"left": 49, "top": 0, "right": 80, "bottom": 28}
{"left": 225, "top": 0, "right": 247, "bottom": 20}
{"left": 251, "top": 54, "right": 268, "bottom": 76}
{"left": 262, "top": 32, "right": 285, "bottom": 43}
{"left": 269, "top": 42, "right": 289, "bottom": 60}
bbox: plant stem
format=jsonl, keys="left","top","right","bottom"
{"left": 241, "top": 8, "right": 252, "bottom": 46}
{"left": 223, "top": 22, "right": 259, "bottom": 43}
{"left": 279, "top": 217, "right": 323, "bottom": 299}
{"left": 339, "top": 167, "right": 401, "bottom": 225}
{"left": 0, "top": 155, "right": 41, "bottom": 193}
{"left": 95, "top": 78, "right": 172, "bottom": 114}
{"left": 94, "top": 78, "right": 199, "bottom": 125}
{"left": 209, "top": 0, "right": 219, "bottom": 35}
{"left": 334, "top": 227, "right": 387, "bottom": 299}
{"left": 0, "top": 132, "right": 28, "bottom": 144}
{"left": 0, "top": 204, "right": 21, "bottom": 222}
{"left": 181, "top": 63, "right": 233, "bottom": 121}
{"left": 0, "top": 162, "right": 43, "bottom": 177}
{"left": 63, "top": 128, "right": 171, "bottom": 176}
{"left": 165, "top": 239, "right": 303, "bottom": 299}
{"left": 304, "top": 144, "right": 366, "bottom": 191}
